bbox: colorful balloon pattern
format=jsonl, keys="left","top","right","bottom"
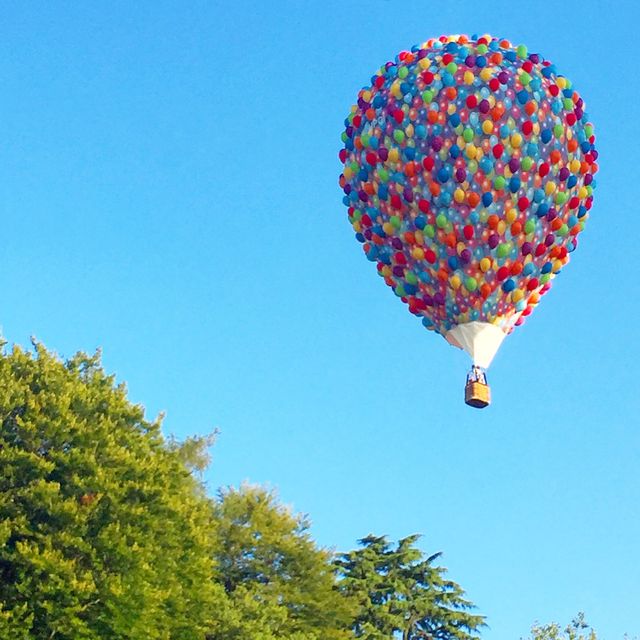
{"left": 339, "top": 34, "right": 597, "bottom": 338}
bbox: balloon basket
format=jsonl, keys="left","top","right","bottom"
{"left": 464, "top": 366, "right": 490, "bottom": 409}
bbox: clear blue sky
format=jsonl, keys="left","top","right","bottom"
{"left": 1, "top": 1, "right": 638, "bottom": 637}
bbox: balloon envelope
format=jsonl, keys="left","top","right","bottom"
{"left": 339, "top": 34, "right": 597, "bottom": 367}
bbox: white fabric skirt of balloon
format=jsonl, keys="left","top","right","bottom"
{"left": 445, "top": 322, "right": 507, "bottom": 409}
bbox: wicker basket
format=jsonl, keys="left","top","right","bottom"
{"left": 465, "top": 381, "right": 491, "bottom": 409}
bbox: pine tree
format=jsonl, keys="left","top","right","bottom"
{"left": 335, "top": 534, "right": 484, "bottom": 640}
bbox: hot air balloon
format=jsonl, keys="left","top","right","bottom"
{"left": 339, "top": 34, "right": 597, "bottom": 408}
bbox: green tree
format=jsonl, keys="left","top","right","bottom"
{"left": 209, "top": 485, "right": 355, "bottom": 640}
{"left": 525, "top": 613, "right": 598, "bottom": 640}
{"left": 335, "top": 534, "right": 484, "bottom": 640}
{"left": 0, "top": 343, "right": 225, "bottom": 639}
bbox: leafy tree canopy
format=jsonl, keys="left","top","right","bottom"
{"left": 210, "top": 485, "right": 355, "bottom": 640}
{"left": 0, "top": 343, "right": 224, "bottom": 639}
{"left": 524, "top": 613, "right": 598, "bottom": 640}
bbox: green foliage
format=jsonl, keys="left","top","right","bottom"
{"left": 0, "top": 344, "right": 224, "bottom": 639}
{"left": 525, "top": 613, "right": 598, "bottom": 640}
{"left": 0, "top": 342, "right": 488, "bottom": 640}
{"left": 335, "top": 534, "right": 484, "bottom": 640}
{"left": 209, "top": 485, "right": 355, "bottom": 640}
{"left": 0, "top": 344, "right": 356, "bottom": 639}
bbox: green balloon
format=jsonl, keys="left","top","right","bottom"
{"left": 497, "top": 243, "right": 510, "bottom": 258}
{"left": 465, "top": 277, "right": 478, "bottom": 292}
{"left": 436, "top": 214, "right": 448, "bottom": 228}
{"left": 422, "top": 90, "right": 434, "bottom": 103}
